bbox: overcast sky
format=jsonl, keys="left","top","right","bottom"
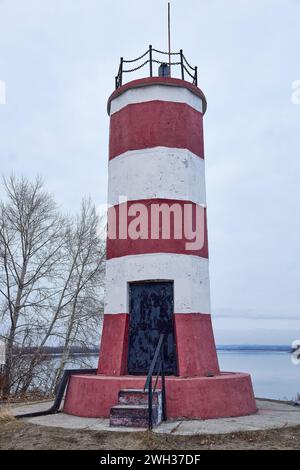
{"left": 0, "top": 0, "right": 299, "bottom": 344}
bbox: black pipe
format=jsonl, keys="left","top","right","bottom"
{"left": 15, "top": 368, "right": 97, "bottom": 419}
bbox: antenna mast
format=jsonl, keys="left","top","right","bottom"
{"left": 168, "top": 2, "right": 171, "bottom": 74}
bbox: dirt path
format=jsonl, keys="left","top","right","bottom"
{"left": 0, "top": 420, "right": 300, "bottom": 450}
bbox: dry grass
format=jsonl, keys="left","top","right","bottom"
{"left": 0, "top": 405, "right": 15, "bottom": 424}
{"left": 1, "top": 421, "right": 300, "bottom": 450}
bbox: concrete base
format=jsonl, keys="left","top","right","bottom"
{"left": 63, "top": 372, "right": 256, "bottom": 420}
{"left": 12, "top": 399, "right": 300, "bottom": 435}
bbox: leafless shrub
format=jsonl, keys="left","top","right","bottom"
{"left": 0, "top": 175, "right": 105, "bottom": 397}
{"left": 0, "top": 405, "right": 14, "bottom": 423}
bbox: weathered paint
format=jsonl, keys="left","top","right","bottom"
{"left": 174, "top": 313, "right": 220, "bottom": 377}
{"left": 108, "top": 147, "right": 207, "bottom": 207}
{"left": 110, "top": 401, "right": 161, "bottom": 428}
{"left": 127, "top": 282, "right": 176, "bottom": 375}
{"left": 107, "top": 77, "right": 207, "bottom": 115}
{"left": 110, "top": 84, "right": 203, "bottom": 115}
{"left": 106, "top": 199, "right": 208, "bottom": 260}
{"left": 97, "top": 312, "right": 219, "bottom": 379}
{"left": 98, "top": 313, "right": 129, "bottom": 375}
{"left": 104, "top": 253, "right": 211, "bottom": 315}
{"left": 109, "top": 101, "right": 204, "bottom": 160}
{"left": 118, "top": 389, "right": 160, "bottom": 405}
{"left": 63, "top": 373, "right": 257, "bottom": 419}
{"left": 110, "top": 390, "right": 162, "bottom": 427}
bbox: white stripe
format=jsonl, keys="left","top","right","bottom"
{"left": 108, "top": 147, "right": 206, "bottom": 207}
{"left": 104, "top": 253, "right": 211, "bottom": 315}
{"left": 110, "top": 84, "right": 203, "bottom": 115}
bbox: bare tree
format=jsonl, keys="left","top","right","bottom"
{"left": 22, "top": 198, "right": 106, "bottom": 392}
{"left": 51, "top": 199, "right": 105, "bottom": 388}
{"left": 0, "top": 175, "right": 66, "bottom": 396}
{"left": 0, "top": 175, "right": 105, "bottom": 397}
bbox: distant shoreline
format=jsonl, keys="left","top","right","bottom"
{"left": 217, "top": 345, "right": 292, "bottom": 353}
{"left": 14, "top": 344, "right": 293, "bottom": 357}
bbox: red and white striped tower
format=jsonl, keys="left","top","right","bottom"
{"left": 102, "top": 77, "right": 218, "bottom": 377}
{"left": 64, "top": 66, "right": 256, "bottom": 421}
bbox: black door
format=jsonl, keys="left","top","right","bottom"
{"left": 128, "top": 281, "right": 177, "bottom": 375}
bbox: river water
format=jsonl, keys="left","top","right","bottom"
{"left": 62, "top": 348, "right": 299, "bottom": 401}
{"left": 218, "top": 350, "right": 299, "bottom": 400}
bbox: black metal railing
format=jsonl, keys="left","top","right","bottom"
{"left": 144, "top": 333, "right": 167, "bottom": 430}
{"left": 15, "top": 368, "right": 97, "bottom": 419}
{"left": 115, "top": 45, "right": 198, "bottom": 89}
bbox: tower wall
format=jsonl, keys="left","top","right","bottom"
{"left": 98, "top": 77, "right": 219, "bottom": 377}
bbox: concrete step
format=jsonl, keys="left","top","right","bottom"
{"left": 110, "top": 388, "right": 163, "bottom": 428}
{"left": 110, "top": 403, "right": 161, "bottom": 428}
{"left": 118, "top": 388, "right": 161, "bottom": 405}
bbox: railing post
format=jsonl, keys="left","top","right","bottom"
{"left": 180, "top": 49, "right": 184, "bottom": 81}
{"left": 149, "top": 45, "right": 153, "bottom": 77}
{"left": 144, "top": 333, "right": 167, "bottom": 430}
{"left": 148, "top": 376, "right": 153, "bottom": 430}
{"left": 161, "top": 341, "right": 167, "bottom": 421}
{"left": 194, "top": 66, "right": 198, "bottom": 86}
{"left": 119, "top": 57, "right": 123, "bottom": 87}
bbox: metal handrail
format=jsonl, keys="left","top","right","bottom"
{"left": 115, "top": 45, "right": 198, "bottom": 89}
{"left": 144, "top": 333, "right": 167, "bottom": 430}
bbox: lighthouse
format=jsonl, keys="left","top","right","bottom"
{"left": 63, "top": 47, "right": 256, "bottom": 425}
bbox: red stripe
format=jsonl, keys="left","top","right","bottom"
{"left": 109, "top": 100, "right": 204, "bottom": 160}
{"left": 174, "top": 314, "right": 220, "bottom": 377}
{"left": 98, "top": 314, "right": 129, "bottom": 375}
{"left": 107, "top": 76, "right": 207, "bottom": 115}
{"left": 107, "top": 77, "right": 207, "bottom": 114}
{"left": 97, "top": 313, "right": 219, "bottom": 378}
{"left": 106, "top": 198, "right": 208, "bottom": 260}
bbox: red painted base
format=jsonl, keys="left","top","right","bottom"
{"left": 63, "top": 373, "right": 257, "bottom": 420}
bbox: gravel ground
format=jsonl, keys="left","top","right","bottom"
{"left": 0, "top": 419, "right": 300, "bottom": 450}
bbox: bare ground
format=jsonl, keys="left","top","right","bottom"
{"left": 0, "top": 420, "right": 299, "bottom": 450}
